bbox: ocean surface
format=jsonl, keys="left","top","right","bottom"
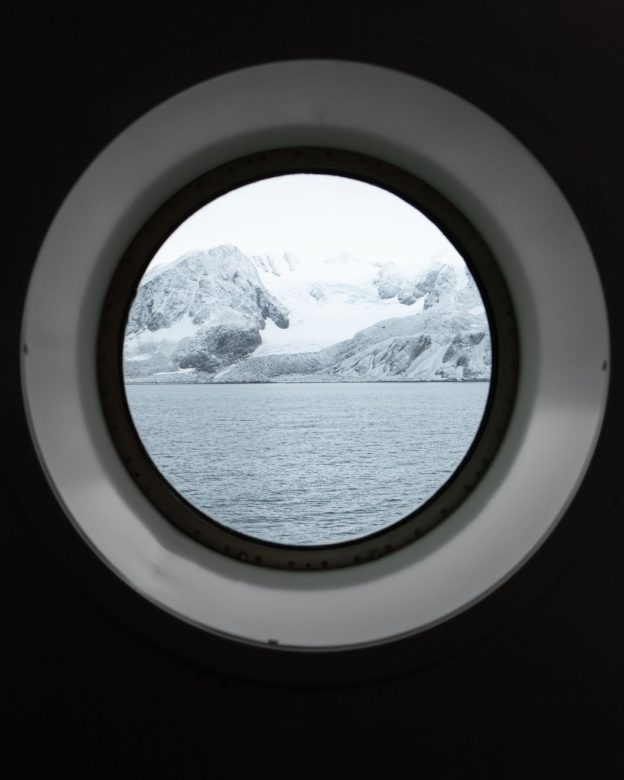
{"left": 125, "top": 382, "right": 489, "bottom": 545}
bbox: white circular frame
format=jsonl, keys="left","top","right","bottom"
{"left": 21, "top": 61, "right": 609, "bottom": 650}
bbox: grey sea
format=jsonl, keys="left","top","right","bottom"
{"left": 125, "top": 382, "right": 489, "bottom": 546}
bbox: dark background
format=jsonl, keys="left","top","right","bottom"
{"left": 3, "top": 1, "right": 624, "bottom": 775}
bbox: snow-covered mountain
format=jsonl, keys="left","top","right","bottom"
{"left": 124, "top": 244, "right": 491, "bottom": 382}
{"left": 124, "top": 246, "right": 289, "bottom": 377}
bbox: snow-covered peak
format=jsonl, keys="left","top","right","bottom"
{"left": 145, "top": 244, "right": 251, "bottom": 281}
{"left": 126, "top": 245, "right": 288, "bottom": 339}
{"left": 375, "top": 259, "right": 482, "bottom": 312}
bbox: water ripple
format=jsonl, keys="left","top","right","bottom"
{"left": 127, "top": 382, "right": 489, "bottom": 545}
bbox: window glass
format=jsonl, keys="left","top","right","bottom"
{"left": 124, "top": 174, "right": 491, "bottom": 545}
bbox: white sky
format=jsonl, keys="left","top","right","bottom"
{"left": 147, "top": 174, "right": 464, "bottom": 274}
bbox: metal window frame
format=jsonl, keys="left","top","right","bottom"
{"left": 97, "top": 147, "right": 518, "bottom": 570}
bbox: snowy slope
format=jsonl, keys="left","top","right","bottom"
{"left": 249, "top": 250, "right": 424, "bottom": 354}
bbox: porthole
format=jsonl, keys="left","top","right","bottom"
{"left": 21, "top": 61, "right": 609, "bottom": 654}
{"left": 98, "top": 148, "right": 517, "bottom": 569}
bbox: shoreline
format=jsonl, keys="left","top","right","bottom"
{"left": 124, "top": 378, "right": 491, "bottom": 385}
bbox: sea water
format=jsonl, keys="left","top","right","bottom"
{"left": 125, "top": 382, "right": 489, "bottom": 545}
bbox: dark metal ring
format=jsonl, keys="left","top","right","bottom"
{"left": 97, "top": 147, "right": 519, "bottom": 570}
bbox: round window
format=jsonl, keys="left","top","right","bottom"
{"left": 23, "top": 61, "right": 609, "bottom": 659}
{"left": 98, "top": 148, "right": 518, "bottom": 569}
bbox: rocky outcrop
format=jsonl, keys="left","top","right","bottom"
{"left": 175, "top": 324, "right": 262, "bottom": 372}
{"left": 213, "top": 313, "right": 490, "bottom": 383}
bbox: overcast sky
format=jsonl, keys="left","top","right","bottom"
{"left": 147, "top": 173, "right": 464, "bottom": 274}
